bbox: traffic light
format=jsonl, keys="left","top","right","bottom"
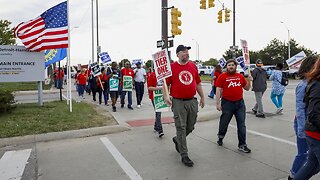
{"left": 217, "top": 10, "right": 223, "bottom": 23}
{"left": 200, "top": 0, "right": 206, "bottom": 9}
{"left": 171, "top": 8, "right": 182, "bottom": 36}
{"left": 208, "top": 0, "right": 215, "bottom": 8}
{"left": 225, "top": 9, "right": 231, "bottom": 22}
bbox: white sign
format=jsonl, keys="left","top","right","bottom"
{"left": 0, "top": 45, "right": 45, "bottom": 82}
{"left": 286, "top": 51, "right": 306, "bottom": 69}
{"left": 240, "top": 39, "right": 250, "bottom": 66}
{"left": 152, "top": 50, "right": 172, "bottom": 81}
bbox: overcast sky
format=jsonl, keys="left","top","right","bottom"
{"left": 1, "top": 0, "right": 319, "bottom": 65}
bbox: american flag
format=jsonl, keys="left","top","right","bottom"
{"left": 14, "top": 1, "right": 68, "bottom": 52}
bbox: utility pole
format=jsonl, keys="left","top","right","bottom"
{"left": 91, "top": 0, "right": 95, "bottom": 63}
{"left": 96, "top": 0, "right": 100, "bottom": 63}
{"left": 232, "top": 0, "right": 236, "bottom": 59}
{"left": 161, "top": 0, "right": 168, "bottom": 51}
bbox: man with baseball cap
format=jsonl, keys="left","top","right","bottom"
{"left": 250, "top": 59, "right": 268, "bottom": 118}
{"left": 164, "top": 44, "right": 205, "bottom": 167}
{"left": 215, "top": 59, "right": 252, "bottom": 153}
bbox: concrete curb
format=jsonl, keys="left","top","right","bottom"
{"left": 0, "top": 125, "right": 130, "bottom": 148}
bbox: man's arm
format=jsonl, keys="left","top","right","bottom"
{"left": 215, "top": 87, "right": 222, "bottom": 111}
{"left": 243, "top": 79, "right": 251, "bottom": 91}
{"left": 197, "top": 83, "right": 205, "bottom": 108}
{"left": 162, "top": 82, "right": 171, "bottom": 106}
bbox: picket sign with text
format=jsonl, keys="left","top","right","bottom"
{"left": 154, "top": 89, "right": 169, "bottom": 112}
{"left": 152, "top": 50, "right": 172, "bottom": 81}
{"left": 109, "top": 75, "right": 119, "bottom": 91}
{"left": 286, "top": 51, "right": 306, "bottom": 70}
{"left": 240, "top": 39, "right": 250, "bottom": 66}
{"left": 218, "top": 57, "right": 226, "bottom": 68}
{"left": 236, "top": 56, "right": 248, "bottom": 71}
{"left": 122, "top": 75, "right": 133, "bottom": 91}
{"left": 99, "top": 52, "right": 112, "bottom": 65}
{"left": 91, "top": 62, "right": 101, "bottom": 77}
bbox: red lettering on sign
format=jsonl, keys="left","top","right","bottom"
{"left": 157, "top": 65, "right": 168, "bottom": 75}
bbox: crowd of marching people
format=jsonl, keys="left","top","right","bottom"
{"left": 52, "top": 44, "right": 320, "bottom": 179}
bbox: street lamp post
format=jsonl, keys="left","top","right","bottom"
{"left": 280, "top": 21, "right": 291, "bottom": 59}
{"left": 192, "top": 39, "right": 199, "bottom": 61}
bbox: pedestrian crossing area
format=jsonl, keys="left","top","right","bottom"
{"left": 0, "top": 149, "right": 31, "bottom": 180}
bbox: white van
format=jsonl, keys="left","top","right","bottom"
{"left": 198, "top": 65, "right": 214, "bottom": 75}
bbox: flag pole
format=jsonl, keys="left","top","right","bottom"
{"left": 67, "top": 0, "right": 72, "bottom": 112}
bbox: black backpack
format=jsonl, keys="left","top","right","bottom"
{"left": 278, "top": 72, "right": 289, "bottom": 86}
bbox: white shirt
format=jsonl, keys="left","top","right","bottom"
{"left": 134, "top": 68, "right": 146, "bottom": 82}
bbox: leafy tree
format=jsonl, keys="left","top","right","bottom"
{"left": 203, "top": 58, "right": 218, "bottom": 66}
{"left": 0, "top": 20, "right": 16, "bottom": 45}
{"left": 118, "top": 59, "right": 130, "bottom": 68}
{"left": 223, "top": 49, "right": 242, "bottom": 60}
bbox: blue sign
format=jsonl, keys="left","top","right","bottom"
{"left": 218, "top": 58, "right": 226, "bottom": 68}
{"left": 99, "top": 52, "right": 112, "bottom": 65}
{"left": 236, "top": 56, "right": 248, "bottom": 71}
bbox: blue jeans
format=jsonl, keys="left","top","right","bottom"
{"left": 294, "top": 136, "right": 320, "bottom": 180}
{"left": 290, "top": 120, "right": 309, "bottom": 177}
{"left": 209, "top": 86, "right": 215, "bottom": 98}
{"left": 121, "top": 91, "right": 132, "bottom": 108}
{"left": 77, "top": 84, "right": 85, "bottom": 97}
{"left": 218, "top": 98, "right": 247, "bottom": 147}
{"left": 57, "top": 78, "right": 63, "bottom": 89}
{"left": 271, "top": 92, "right": 283, "bottom": 108}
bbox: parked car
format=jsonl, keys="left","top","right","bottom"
{"left": 262, "top": 65, "right": 276, "bottom": 78}
{"left": 284, "top": 68, "right": 299, "bottom": 80}
{"left": 198, "top": 65, "right": 214, "bottom": 76}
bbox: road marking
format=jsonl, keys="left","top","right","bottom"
{"left": 229, "top": 125, "right": 296, "bottom": 146}
{"left": 0, "top": 149, "right": 32, "bottom": 180}
{"left": 100, "top": 137, "right": 143, "bottom": 180}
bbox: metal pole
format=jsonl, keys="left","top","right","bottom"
{"left": 232, "top": 0, "right": 236, "bottom": 59}
{"left": 67, "top": 0, "right": 72, "bottom": 112}
{"left": 37, "top": 81, "right": 43, "bottom": 107}
{"left": 96, "top": 0, "right": 100, "bottom": 63}
{"left": 161, "top": 0, "right": 168, "bottom": 51}
{"left": 92, "top": 0, "right": 95, "bottom": 62}
{"left": 288, "top": 29, "right": 290, "bottom": 59}
{"left": 192, "top": 39, "right": 199, "bottom": 61}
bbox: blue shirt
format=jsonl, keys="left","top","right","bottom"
{"left": 295, "top": 80, "right": 307, "bottom": 138}
{"left": 269, "top": 70, "right": 285, "bottom": 95}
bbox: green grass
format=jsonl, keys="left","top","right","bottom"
{"left": 200, "top": 75, "right": 212, "bottom": 82}
{"left": 0, "top": 82, "right": 51, "bottom": 92}
{"left": 0, "top": 101, "right": 116, "bottom": 138}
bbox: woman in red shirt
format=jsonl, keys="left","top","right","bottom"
{"left": 213, "top": 65, "right": 222, "bottom": 96}
{"left": 76, "top": 68, "right": 87, "bottom": 98}
{"left": 96, "top": 67, "right": 109, "bottom": 105}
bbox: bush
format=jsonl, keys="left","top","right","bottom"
{"left": 0, "top": 89, "right": 15, "bottom": 113}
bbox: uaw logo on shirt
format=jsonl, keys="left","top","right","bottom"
{"left": 226, "top": 77, "right": 241, "bottom": 88}
{"left": 179, "top": 70, "right": 193, "bottom": 85}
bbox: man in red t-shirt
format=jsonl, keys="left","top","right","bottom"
{"left": 215, "top": 59, "right": 251, "bottom": 153}
{"left": 164, "top": 45, "right": 205, "bottom": 167}
{"left": 120, "top": 62, "right": 134, "bottom": 110}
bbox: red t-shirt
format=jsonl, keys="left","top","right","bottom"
{"left": 77, "top": 73, "right": 87, "bottom": 85}
{"left": 147, "top": 72, "right": 157, "bottom": 100}
{"left": 57, "top": 70, "right": 64, "bottom": 79}
{"left": 213, "top": 71, "right": 222, "bottom": 86}
{"left": 215, "top": 72, "right": 247, "bottom": 101}
{"left": 166, "top": 61, "right": 201, "bottom": 99}
{"left": 54, "top": 70, "right": 59, "bottom": 80}
{"left": 120, "top": 68, "right": 134, "bottom": 86}
{"left": 306, "top": 131, "right": 320, "bottom": 141}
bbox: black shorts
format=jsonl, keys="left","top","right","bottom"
{"left": 109, "top": 91, "right": 119, "bottom": 98}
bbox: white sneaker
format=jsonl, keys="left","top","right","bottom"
{"left": 137, "top": 105, "right": 141, "bottom": 108}
{"left": 276, "top": 107, "right": 283, "bottom": 114}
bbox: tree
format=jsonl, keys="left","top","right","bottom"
{"left": 202, "top": 58, "right": 218, "bottom": 66}
{"left": 223, "top": 49, "right": 242, "bottom": 60}
{"left": 0, "top": 20, "right": 16, "bottom": 45}
{"left": 118, "top": 59, "right": 130, "bottom": 68}
{"left": 145, "top": 60, "right": 153, "bottom": 69}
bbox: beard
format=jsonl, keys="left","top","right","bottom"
{"left": 227, "top": 68, "right": 236, "bottom": 75}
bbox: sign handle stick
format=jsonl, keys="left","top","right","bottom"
{"left": 98, "top": 76, "right": 104, "bottom": 91}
